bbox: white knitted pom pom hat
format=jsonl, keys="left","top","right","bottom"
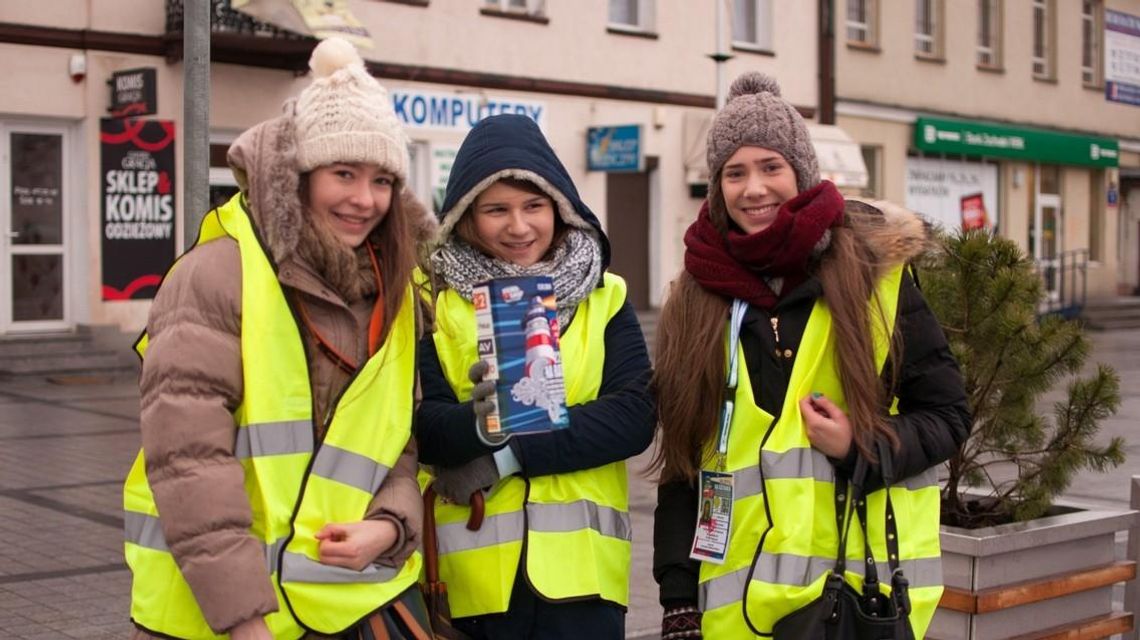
{"left": 293, "top": 37, "right": 409, "bottom": 180}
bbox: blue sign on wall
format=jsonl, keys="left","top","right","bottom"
{"left": 587, "top": 125, "right": 643, "bottom": 172}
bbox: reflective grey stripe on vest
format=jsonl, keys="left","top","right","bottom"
{"left": 125, "top": 510, "right": 289, "bottom": 575}
{"left": 437, "top": 511, "right": 525, "bottom": 555}
{"left": 310, "top": 444, "right": 391, "bottom": 494}
{"left": 699, "top": 555, "right": 943, "bottom": 612}
{"left": 528, "top": 500, "right": 632, "bottom": 541}
{"left": 734, "top": 453, "right": 940, "bottom": 501}
{"left": 234, "top": 420, "right": 313, "bottom": 459}
{"left": 280, "top": 551, "right": 400, "bottom": 584}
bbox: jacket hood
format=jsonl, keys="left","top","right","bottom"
{"left": 226, "top": 110, "right": 436, "bottom": 265}
{"left": 435, "top": 114, "right": 611, "bottom": 270}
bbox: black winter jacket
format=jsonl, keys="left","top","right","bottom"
{"left": 653, "top": 271, "right": 971, "bottom": 606}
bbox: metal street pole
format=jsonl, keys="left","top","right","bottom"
{"left": 183, "top": 0, "right": 210, "bottom": 249}
{"left": 709, "top": 0, "right": 732, "bottom": 110}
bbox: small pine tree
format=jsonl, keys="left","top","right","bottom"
{"left": 917, "top": 230, "right": 1124, "bottom": 527}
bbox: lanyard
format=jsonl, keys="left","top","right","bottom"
{"left": 715, "top": 299, "right": 749, "bottom": 471}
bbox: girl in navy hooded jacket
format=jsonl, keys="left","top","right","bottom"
{"left": 415, "top": 114, "right": 655, "bottom": 640}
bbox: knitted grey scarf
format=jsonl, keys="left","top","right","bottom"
{"left": 431, "top": 228, "right": 603, "bottom": 328}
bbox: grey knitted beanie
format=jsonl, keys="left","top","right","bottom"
{"left": 706, "top": 72, "right": 819, "bottom": 193}
{"left": 294, "top": 37, "right": 409, "bottom": 179}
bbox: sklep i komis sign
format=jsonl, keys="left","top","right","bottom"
{"left": 100, "top": 118, "right": 175, "bottom": 301}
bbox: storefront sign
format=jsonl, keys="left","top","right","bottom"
{"left": 914, "top": 117, "right": 1119, "bottom": 167}
{"left": 1106, "top": 10, "right": 1140, "bottom": 107}
{"left": 109, "top": 68, "right": 157, "bottom": 118}
{"left": 905, "top": 157, "right": 998, "bottom": 232}
{"left": 391, "top": 89, "right": 546, "bottom": 132}
{"left": 100, "top": 118, "right": 176, "bottom": 301}
{"left": 586, "top": 125, "right": 643, "bottom": 172}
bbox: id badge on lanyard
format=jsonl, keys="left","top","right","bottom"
{"left": 689, "top": 299, "right": 747, "bottom": 565}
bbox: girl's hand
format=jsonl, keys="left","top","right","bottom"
{"left": 314, "top": 520, "right": 398, "bottom": 571}
{"left": 800, "top": 393, "right": 853, "bottom": 459}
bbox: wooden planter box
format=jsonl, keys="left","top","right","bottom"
{"left": 928, "top": 507, "right": 1139, "bottom": 640}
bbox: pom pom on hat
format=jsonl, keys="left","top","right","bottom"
{"left": 293, "top": 37, "right": 409, "bottom": 179}
{"left": 728, "top": 72, "right": 781, "bottom": 100}
{"left": 706, "top": 72, "right": 819, "bottom": 193}
{"left": 309, "top": 36, "right": 364, "bottom": 79}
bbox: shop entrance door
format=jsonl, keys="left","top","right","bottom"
{"left": 1030, "top": 197, "right": 1063, "bottom": 305}
{"left": 0, "top": 124, "right": 70, "bottom": 333}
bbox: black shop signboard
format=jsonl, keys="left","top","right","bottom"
{"left": 100, "top": 118, "right": 175, "bottom": 301}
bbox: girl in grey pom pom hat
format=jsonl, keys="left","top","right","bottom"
{"left": 126, "top": 38, "right": 438, "bottom": 640}
{"left": 650, "top": 72, "right": 971, "bottom": 638}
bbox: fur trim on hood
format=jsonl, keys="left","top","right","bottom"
{"left": 844, "top": 197, "right": 931, "bottom": 267}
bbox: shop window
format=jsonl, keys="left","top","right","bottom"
{"left": 732, "top": 0, "right": 773, "bottom": 52}
{"left": 977, "top": 0, "right": 1002, "bottom": 69}
{"left": 1038, "top": 164, "right": 1060, "bottom": 195}
{"left": 847, "top": 0, "right": 878, "bottom": 48}
{"left": 1032, "top": 0, "right": 1056, "bottom": 80}
{"left": 209, "top": 142, "right": 239, "bottom": 210}
{"left": 1089, "top": 170, "right": 1104, "bottom": 262}
{"left": 1082, "top": 0, "right": 1104, "bottom": 88}
{"left": 915, "top": 0, "right": 944, "bottom": 59}
{"left": 860, "top": 145, "right": 882, "bottom": 198}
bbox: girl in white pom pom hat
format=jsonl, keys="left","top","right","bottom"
{"left": 124, "top": 37, "right": 438, "bottom": 640}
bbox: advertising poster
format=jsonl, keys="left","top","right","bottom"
{"left": 960, "top": 193, "right": 990, "bottom": 230}
{"left": 1106, "top": 10, "right": 1140, "bottom": 107}
{"left": 905, "top": 157, "right": 998, "bottom": 232}
{"left": 100, "top": 118, "right": 176, "bottom": 301}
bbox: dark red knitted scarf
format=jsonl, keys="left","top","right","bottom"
{"left": 683, "top": 181, "right": 845, "bottom": 309}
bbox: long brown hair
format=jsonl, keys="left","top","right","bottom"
{"left": 369, "top": 179, "right": 420, "bottom": 335}
{"left": 651, "top": 176, "right": 902, "bottom": 483}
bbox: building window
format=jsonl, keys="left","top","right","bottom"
{"left": 609, "top": 0, "right": 655, "bottom": 32}
{"left": 1032, "top": 0, "right": 1055, "bottom": 80}
{"left": 1089, "top": 170, "right": 1104, "bottom": 262}
{"left": 915, "top": 0, "right": 943, "bottom": 58}
{"left": 482, "top": 0, "right": 546, "bottom": 20}
{"left": 977, "top": 0, "right": 1002, "bottom": 68}
{"left": 847, "top": 0, "right": 878, "bottom": 47}
{"left": 732, "top": 0, "right": 772, "bottom": 51}
{"left": 1082, "top": 0, "right": 1103, "bottom": 87}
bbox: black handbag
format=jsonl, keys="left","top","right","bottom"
{"left": 772, "top": 444, "right": 915, "bottom": 640}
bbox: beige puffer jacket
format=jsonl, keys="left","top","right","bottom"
{"left": 132, "top": 115, "right": 435, "bottom": 637}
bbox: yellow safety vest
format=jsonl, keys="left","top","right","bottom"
{"left": 123, "top": 194, "right": 422, "bottom": 639}
{"left": 429, "top": 273, "right": 631, "bottom": 618}
{"left": 697, "top": 265, "right": 943, "bottom": 639}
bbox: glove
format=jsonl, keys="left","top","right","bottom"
{"left": 661, "top": 605, "right": 702, "bottom": 639}
{"left": 468, "top": 360, "right": 506, "bottom": 446}
{"left": 432, "top": 455, "right": 500, "bottom": 505}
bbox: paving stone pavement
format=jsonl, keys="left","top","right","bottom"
{"left": 3, "top": 327, "right": 1136, "bottom": 639}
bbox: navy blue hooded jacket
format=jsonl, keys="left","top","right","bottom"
{"left": 416, "top": 114, "right": 654, "bottom": 476}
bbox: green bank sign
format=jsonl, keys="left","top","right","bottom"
{"left": 914, "top": 117, "right": 1119, "bottom": 167}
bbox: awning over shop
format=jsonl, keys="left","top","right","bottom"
{"left": 683, "top": 114, "right": 868, "bottom": 190}
{"left": 231, "top": 0, "right": 373, "bottom": 49}
{"left": 913, "top": 116, "right": 1119, "bottom": 168}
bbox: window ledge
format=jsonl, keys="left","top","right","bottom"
{"left": 382, "top": 0, "right": 429, "bottom": 6}
{"left": 1033, "top": 73, "right": 1058, "bottom": 84}
{"left": 976, "top": 63, "right": 1005, "bottom": 74}
{"left": 1084, "top": 81, "right": 1105, "bottom": 91}
{"left": 479, "top": 7, "right": 549, "bottom": 24}
{"left": 846, "top": 41, "right": 880, "bottom": 53}
{"left": 606, "top": 25, "right": 658, "bottom": 39}
{"left": 732, "top": 43, "right": 774, "bottom": 56}
{"left": 915, "top": 52, "right": 945, "bottom": 63}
